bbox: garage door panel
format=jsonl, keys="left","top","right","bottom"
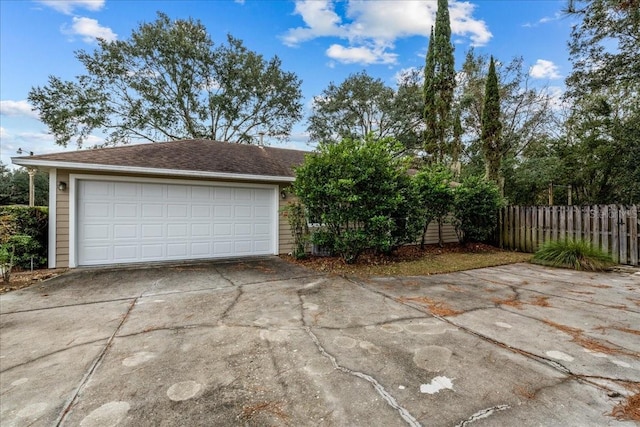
{"left": 84, "top": 224, "right": 110, "bottom": 240}
{"left": 114, "top": 182, "right": 137, "bottom": 197}
{"left": 191, "top": 224, "right": 211, "bottom": 238}
{"left": 192, "top": 205, "right": 211, "bottom": 217}
{"left": 215, "top": 188, "right": 232, "bottom": 200}
{"left": 234, "top": 241, "right": 252, "bottom": 253}
{"left": 78, "top": 180, "right": 275, "bottom": 266}
{"left": 235, "top": 206, "right": 252, "bottom": 217}
{"left": 114, "top": 224, "right": 137, "bottom": 239}
{"left": 167, "top": 185, "right": 189, "bottom": 199}
{"left": 114, "top": 246, "right": 137, "bottom": 261}
{"left": 167, "top": 224, "right": 188, "bottom": 238}
{"left": 142, "top": 224, "right": 163, "bottom": 238}
{"left": 84, "top": 203, "right": 110, "bottom": 218}
{"left": 114, "top": 204, "right": 137, "bottom": 217}
{"left": 215, "top": 205, "right": 232, "bottom": 218}
{"left": 168, "top": 204, "right": 188, "bottom": 218}
{"left": 213, "top": 241, "right": 233, "bottom": 255}
{"left": 142, "top": 204, "right": 164, "bottom": 218}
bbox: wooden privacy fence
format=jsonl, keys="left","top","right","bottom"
{"left": 500, "top": 205, "right": 639, "bottom": 266}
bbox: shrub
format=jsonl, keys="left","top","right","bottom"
{"left": 293, "top": 136, "right": 422, "bottom": 263}
{"left": 452, "top": 176, "right": 503, "bottom": 244}
{"left": 0, "top": 206, "right": 48, "bottom": 269}
{"left": 282, "top": 201, "right": 309, "bottom": 259}
{"left": 532, "top": 239, "right": 614, "bottom": 271}
{"left": 414, "top": 164, "right": 454, "bottom": 247}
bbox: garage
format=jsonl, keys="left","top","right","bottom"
{"left": 12, "top": 139, "right": 306, "bottom": 268}
{"left": 76, "top": 179, "right": 277, "bottom": 266}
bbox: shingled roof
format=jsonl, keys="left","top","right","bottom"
{"left": 12, "top": 140, "right": 310, "bottom": 181}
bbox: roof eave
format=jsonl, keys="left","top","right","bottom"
{"left": 11, "top": 158, "right": 296, "bottom": 183}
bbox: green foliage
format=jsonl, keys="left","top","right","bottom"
{"left": 532, "top": 239, "right": 614, "bottom": 271}
{"left": 457, "top": 51, "right": 555, "bottom": 190}
{"left": 413, "top": 164, "right": 454, "bottom": 247}
{"left": 423, "top": 0, "right": 456, "bottom": 163}
{"left": 0, "top": 235, "right": 33, "bottom": 283}
{"left": 293, "top": 137, "right": 422, "bottom": 263}
{"left": 0, "top": 164, "right": 49, "bottom": 206}
{"left": 452, "top": 176, "right": 503, "bottom": 243}
{"left": 565, "top": 0, "right": 639, "bottom": 96}
{"left": 282, "top": 201, "right": 309, "bottom": 259}
{"left": 28, "top": 12, "right": 303, "bottom": 147}
{"left": 561, "top": 0, "right": 640, "bottom": 204}
{"left": 307, "top": 70, "right": 423, "bottom": 150}
{"left": 0, "top": 206, "right": 48, "bottom": 270}
{"left": 480, "top": 56, "right": 503, "bottom": 191}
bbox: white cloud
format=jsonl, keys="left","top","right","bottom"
{"left": 62, "top": 16, "right": 117, "bottom": 43}
{"left": 282, "top": 0, "right": 491, "bottom": 65}
{"left": 523, "top": 11, "right": 562, "bottom": 28}
{"left": 37, "top": 0, "right": 105, "bottom": 15}
{"left": 0, "top": 100, "right": 40, "bottom": 119}
{"left": 530, "top": 59, "right": 562, "bottom": 79}
{"left": 281, "top": 0, "right": 347, "bottom": 46}
{"left": 326, "top": 43, "right": 397, "bottom": 65}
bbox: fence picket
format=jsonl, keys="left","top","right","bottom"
{"left": 500, "top": 204, "right": 638, "bottom": 266}
{"left": 592, "top": 206, "right": 600, "bottom": 249}
{"left": 601, "top": 205, "right": 609, "bottom": 255}
{"left": 630, "top": 206, "right": 638, "bottom": 266}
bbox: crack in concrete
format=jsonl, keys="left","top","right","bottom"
{"left": 303, "top": 326, "right": 422, "bottom": 427}
{"left": 297, "top": 287, "right": 421, "bottom": 426}
{"left": 220, "top": 286, "right": 244, "bottom": 320}
{"left": 0, "top": 296, "right": 137, "bottom": 315}
{"left": 55, "top": 296, "right": 138, "bottom": 427}
{"left": 0, "top": 337, "right": 110, "bottom": 374}
{"left": 454, "top": 404, "right": 510, "bottom": 426}
{"left": 465, "top": 270, "right": 640, "bottom": 314}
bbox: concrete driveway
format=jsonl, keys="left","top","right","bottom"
{"left": 1, "top": 257, "right": 639, "bottom": 427}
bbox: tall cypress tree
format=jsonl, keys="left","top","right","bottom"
{"left": 424, "top": 0, "right": 456, "bottom": 163}
{"left": 481, "top": 56, "right": 503, "bottom": 192}
{"left": 423, "top": 27, "right": 437, "bottom": 157}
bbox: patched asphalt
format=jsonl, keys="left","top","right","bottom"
{"left": 1, "top": 257, "right": 639, "bottom": 426}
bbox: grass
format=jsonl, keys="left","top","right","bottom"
{"left": 532, "top": 239, "right": 614, "bottom": 271}
{"left": 287, "top": 244, "right": 532, "bottom": 277}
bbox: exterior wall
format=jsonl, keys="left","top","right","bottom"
{"left": 54, "top": 169, "right": 292, "bottom": 267}
{"left": 55, "top": 170, "right": 70, "bottom": 268}
{"left": 277, "top": 186, "right": 296, "bottom": 255}
{"left": 422, "top": 218, "right": 459, "bottom": 245}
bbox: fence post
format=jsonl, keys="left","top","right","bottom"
{"left": 574, "top": 206, "right": 581, "bottom": 242}
{"left": 619, "top": 205, "right": 628, "bottom": 265}
{"left": 592, "top": 205, "right": 600, "bottom": 249}
{"left": 537, "top": 206, "right": 544, "bottom": 250}
{"left": 602, "top": 205, "right": 610, "bottom": 258}
{"left": 611, "top": 205, "right": 620, "bottom": 264}
{"left": 559, "top": 206, "right": 566, "bottom": 241}
{"left": 629, "top": 205, "right": 638, "bottom": 266}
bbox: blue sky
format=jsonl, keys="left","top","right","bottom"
{"left": 1, "top": 0, "right": 573, "bottom": 168}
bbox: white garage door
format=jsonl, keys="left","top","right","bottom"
{"left": 77, "top": 180, "right": 276, "bottom": 266}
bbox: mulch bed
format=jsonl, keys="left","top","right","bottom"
{"left": 0, "top": 269, "right": 67, "bottom": 294}
{"left": 284, "top": 242, "right": 499, "bottom": 271}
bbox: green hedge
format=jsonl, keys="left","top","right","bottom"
{"left": 0, "top": 206, "right": 48, "bottom": 269}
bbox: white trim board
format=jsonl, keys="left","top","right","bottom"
{"left": 12, "top": 159, "right": 295, "bottom": 183}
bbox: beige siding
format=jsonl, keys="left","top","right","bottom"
{"left": 53, "top": 170, "right": 293, "bottom": 267}
{"left": 421, "top": 218, "right": 459, "bottom": 245}
{"left": 55, "top": 170, "right": 70, "bottom": 268}
{"left": 278, "top": 185, "right": 296, "bottom": 255}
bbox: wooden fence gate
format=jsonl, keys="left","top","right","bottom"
{"left": 500, "top": 205, "right": 639, "bottom": 266}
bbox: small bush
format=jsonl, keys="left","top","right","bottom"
{"left": 452, "top": 176, "right": 503, "bottom": 244}
{"left": 0, "top": 206, "right": 48, "bottom": 269}
{"left": 532, "top": 239, "right": 614, "bottom": 271}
